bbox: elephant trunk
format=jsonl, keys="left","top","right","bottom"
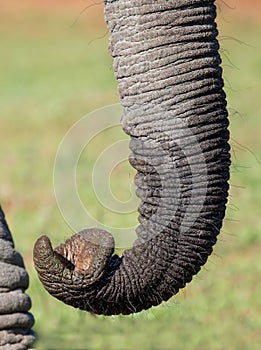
{"left": 33, "top": 0, "right": 230, "bottom": 315}
{"left": 0, "top": 207, "right": 36, "bottom": 347}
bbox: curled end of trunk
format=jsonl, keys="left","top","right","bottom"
{"left": 33, "top": 229, "right": 116, "bottom": 300}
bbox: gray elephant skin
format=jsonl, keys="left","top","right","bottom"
{"left": 33, "top": 0, "right": 230, "bottom": 316}
{"left": 0, "top": 207, "right": 35, "bottom": 349}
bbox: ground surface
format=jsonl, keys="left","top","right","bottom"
{"left": 0, "top": 1, "right": 261, "bottom": 349}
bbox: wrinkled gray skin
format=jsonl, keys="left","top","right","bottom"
{"left": 33, "top": 0, "right": 230, "bottom": 316}
{"left": 0, "top": 207, "right": 35, "bottom": 349}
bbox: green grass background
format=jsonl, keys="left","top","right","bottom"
{"left": 0, "top": 1, "right": 260, "bottom": 349}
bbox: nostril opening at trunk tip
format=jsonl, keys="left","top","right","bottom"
{"left": 54, "top": 250, "right": 76, "bottom": 271}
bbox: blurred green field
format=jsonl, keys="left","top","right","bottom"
{"left": 0, "top": 2, "right": 260, "bottom": 349}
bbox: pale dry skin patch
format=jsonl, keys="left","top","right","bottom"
{"left": 48, "top": 228, "right": 115, "bottom": 277}
{"left": 55, "top": 231, "right": 110, "bottom": 273}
